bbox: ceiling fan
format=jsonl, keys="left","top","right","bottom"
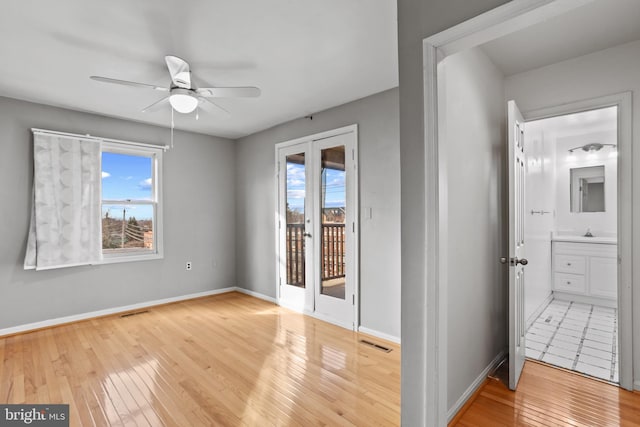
{"left": 90, "top": 55, "right": 260, "bottom": 116}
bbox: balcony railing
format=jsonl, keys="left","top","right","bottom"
{"left": 286, "top": 223, "right": 345, "bottom": 287}
{"left": 286, "top": 224, "right": 306, "bottom": 287}
{"left": 321, "top": 223, "right": 345, "bottom": 280}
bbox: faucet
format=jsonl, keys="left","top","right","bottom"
{"left": 584, "top": 228, "right": 594, "bottom": 237}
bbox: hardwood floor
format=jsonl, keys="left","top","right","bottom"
{"left": 451, "top": 360, "right": 640, "bottom": 426}
{"left": 0, "top": 292, "right": 400, "bottom": 426}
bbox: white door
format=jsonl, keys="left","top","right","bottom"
{"left": 278, "top": 144, "right": 314, "bottom": 313}
{"left": 277, "top": 129, "right": 357, "bottom": 329}
{"left": 507, "top": 100, "right": 528, "bottom": 390}
{"left": 312, "top": 133, "right": 356, "bottom": 328}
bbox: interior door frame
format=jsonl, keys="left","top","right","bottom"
{"left": 420, "top": 0, "right": 630, "bottom": 425}
{"left": 274, "top": 124, "right": 360, "bottom": 330}
{"left": 522, "top": 93, "right": 633, "bottom": 392}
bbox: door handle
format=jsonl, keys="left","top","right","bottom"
{"left": 500, "top": 257, "right": 528, "bottom": 266}
{"left": 303, "top": 232, "right": 312, "bottom": 238}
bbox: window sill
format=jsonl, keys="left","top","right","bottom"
{"left": 100, "top": 251, "right": 163, "bottom": 265}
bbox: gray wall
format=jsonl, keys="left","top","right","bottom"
{"left": 235, "top": 88, "right": 401, "bottom": 340}
{"left": 397, "top": 0, "right": 511, "bottom": 423}
{"left": 440, "top": 48, "right": 507, "bottom": 411}
{"left": 0, "top": 96, "right": 236, "bottom": 329}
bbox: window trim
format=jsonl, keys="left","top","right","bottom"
{"left": 100, "top": 141, "right": 164, "bottom": 264}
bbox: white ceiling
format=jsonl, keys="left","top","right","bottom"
{"left": 528, "top": 106, "right": 617, "bottom": 138}
{"left": 482, "top": 0, "right": 640, "bottom": 76}
{"left": 0, "top": 0, "right": 398, "bottom": 139}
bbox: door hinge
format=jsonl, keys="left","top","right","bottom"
{"left": 352, "top": 222, "right": 355, "bottom": 233}
{"left": 352, "top": 294, "right": 355, "bottom": 305}
{"left": 352, "top": 149, "right": 355, "bottom": 160}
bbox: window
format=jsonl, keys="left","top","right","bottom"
{"left": 100, "top": 142, "right": 163, "bottom": 262}
{"left": 25, "top": 130, "right": 165, "bottom": 270}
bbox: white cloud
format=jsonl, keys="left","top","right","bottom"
{"left": 287, "top": 189, "right": 306, "bottom": 199}
{"left": 328, "top": 176, "right": 345, "bottom": 186}
{"left": 102, "top": 171, "right": 111, "bottom": 178}
{"left": 286, "top": 163, "right": 306, "bottom": 189}
{"left": 138, "top": 178, "right": 152, "bottom": 190}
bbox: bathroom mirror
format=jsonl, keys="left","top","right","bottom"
{"left": 570, "top": 165, "right": 605, "bottom": 213}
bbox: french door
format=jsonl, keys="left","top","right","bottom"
{"left": 276, "top": 127, "right": 357, "bottom": 329}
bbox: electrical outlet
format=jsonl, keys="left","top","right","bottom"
{"left": 186, "top": 262, "right": 192, "bottom": 271}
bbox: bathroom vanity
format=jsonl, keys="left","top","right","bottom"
{"left": 552, "top": 236, "right": 617, "bottom": 308}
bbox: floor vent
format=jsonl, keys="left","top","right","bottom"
{"left": 360, "top": 339, "right": 392, "bottom": 353}
{"left": 120, "top": 310, "right": 149, "bottom": 318}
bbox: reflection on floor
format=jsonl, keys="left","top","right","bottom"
{"left": 0, "top": 292, "right": 400, "bottom": 425}
{"left": 450, "top": 361, "right": 639, "bottom": 426}
{"left": 525, "top": 299, "right": 618, "bottom": 383}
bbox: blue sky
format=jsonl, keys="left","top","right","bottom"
{"left": 101, "top": 152, "right": 153, "bottom": 220}
{"left": 286, "top": 162, "right": 345, "bottom": 212}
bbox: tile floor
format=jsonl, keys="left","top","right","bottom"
{"left": 525, "top": 299, "right": 618, "bottom": 383}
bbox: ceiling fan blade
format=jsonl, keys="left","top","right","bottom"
{"left": 165, "top": 55, "right": 191, "bottom": 89}
{"left": 196, "top": 86, "right": 261, "bottom": 98}
{"left": 90, "top": 76, "right": 169, "bottom": 91}
{"left": 198, "top": 97, "right": 230, "bottom": 116}
{"left": 141, "top": 96, "right": 170, "bottom": 113}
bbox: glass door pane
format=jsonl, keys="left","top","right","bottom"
{"left": 286, "top": 153, "right": 306, "bottom": 287}
{"left": 320, "top": 146, "right": 346, "bottom": 299}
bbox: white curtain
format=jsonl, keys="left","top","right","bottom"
{"left": 24, "top": 133, "right": 102, "bottom": 270}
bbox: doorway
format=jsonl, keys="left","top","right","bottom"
{"left": 421, "top": 1, "right": 637, "bottom": 423}
{"left": 275, "top": 125, "right": 358, "bottom": 330}
{"left": 521, "top": 105, "right": 620, "bottom": 383}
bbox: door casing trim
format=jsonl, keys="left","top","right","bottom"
{"left": 418, "top": 0, "right": 614, "bottom": 425}
{"left": 274, "top": 124, "right": 360, "bottom": 330}
{"left": 521, "top": 92, "right": 633, "bottom": 391}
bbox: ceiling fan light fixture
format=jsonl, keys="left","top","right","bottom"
{"left": 169, "top": 89, "right": 198, "bottom": 113}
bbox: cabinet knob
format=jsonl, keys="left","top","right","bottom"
{"left": 567, "top": 263, "right": 572, "bottom": 266}
{"left": 566, "top": 281, "right": 571, "bottom": 285}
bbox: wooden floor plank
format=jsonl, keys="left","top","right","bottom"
{"left": 5, "top": 292, "right": 640, "bottom": 426}
{"left": 0, "top": 292, "right": 400, "bottom": 426}
{"left": 451, "top": 360, "right": 640, "bottom": 427}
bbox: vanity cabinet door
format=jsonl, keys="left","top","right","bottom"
{"left": 589, "top": 256, "right": 617, "bottom": 299}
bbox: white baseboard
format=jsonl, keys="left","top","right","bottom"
{"left": 358, "top": 326, "right": 401, "bottom": 344}
{"left": 635, "top": 380, "right": 640, "bottom": 391}
{"left": 0, "top": 287, "right": 237, "bottom": 337}
{"left": 526, "top": 292, "right": 553, "bottom": 330}
{"left": 234, "top": 287, "right": 277, "bottom": 304}
{"left": 553, "top": 291, "right": 617, "bottom": 308}
{"left": 447, "top": 350, "right": 506, "bottom": 422}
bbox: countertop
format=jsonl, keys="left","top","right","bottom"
{"left": 552, "top": 235, "right": 617, "bottom": 244}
